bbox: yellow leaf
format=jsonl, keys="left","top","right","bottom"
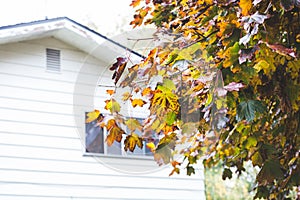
{"left": 122, "top": 92, "right": 132, "bottom": 101}
{"left": 125, "top": 118, "right": 142, "bottom": 131}
{"left": 105, "top": 99, "right": 121, "bottom": 113}
{"left": 85, "top": 110, "right": 100, "bottom": 123}
{"left": 124, "top": 133, "right": 143, "bottom": 152}
{"left": 146, "top": 142, "right": 156, "bottom": 152}
{"left": 239, "top": 0, "right": 252, "bottom": 16}
{"left": 151, "top": 86, "right": 179, "bottom": 111}
{"left": 131, "top": 98, "right": 147, "bottom": 107}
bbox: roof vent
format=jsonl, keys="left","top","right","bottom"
{"left": 46, "top": 48, "right": 61, "bottom": 72}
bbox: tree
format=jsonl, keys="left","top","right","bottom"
{"left": 87, "top": 0, "right": 300, "bottom": 199}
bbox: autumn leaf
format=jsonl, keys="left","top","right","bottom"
{"left": 106, "top": 119, "right": 117, "bottom": 130}
{"left": 146, "top": 142, "right": 156, "bottom": 152}
{"left": 130, "top": 98, "right": 147, "bottom": 107}
{"left": 265, "top": 43, "right": 296, "bottom": 58}
{"left": 106, "top": 126, "right": 125, "bottom": 146}
{"left": 142, "top": 87, "right": 152, "bottom": 96}
{"left": 106, "top": 90, "right": 115, "bottom": 95}
{"left": 105, "top": 99, "right": 121, "bottom": 113}
{"left": 110, "top": 57, "right": 127, "bottom": 84}
{"left": 151, "top": 85, "right": 179, "bottom": 111}
{"left": 125, "top": 118, "right": 142, "bottom": 131}
{"left": 239, "top": 0, "right": 252, "bottom": 16}
{"left": 86, "top": 110, "right": 101, "bottom": 123}
{"left": 124, "top": 133, "right": 143, "bottom": 152}
{"left": 130, "top": 0, "right": 141, "bottom": 8}
{"left": 154, "top": 143, "right": 172, "bottom": 165}
{"left": 122, "top": 92, "right": 132, "bottom": 101}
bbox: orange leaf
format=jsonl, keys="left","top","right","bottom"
{"left": 131, "top": 98, "right": 147, "bottom": 107}
{"left": 239, "top": 0, "right": 252, "bottom": 16}
{"left": 130, "top": 0, "right": 141, "bottom": 7}
{"left": 106, "top": 126, "right": 125, "bottom": 146}
{"left": 86, "top": 110, "right": 100, "bottom": 123}
{"left": 142, "top": 87, "right": 152, "bottom": 96}
{"left": 106, "top": 119, "right": 116, "bottom": 130}
{"left": 106, "top": 90, "right": 115, "bottom": 95}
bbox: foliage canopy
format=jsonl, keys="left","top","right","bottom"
{"left": 87, "top": 0, "right": 300, "bottom": 199}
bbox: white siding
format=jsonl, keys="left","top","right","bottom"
{"left": 0, "top": 37, "right": 205, "bottom": 200}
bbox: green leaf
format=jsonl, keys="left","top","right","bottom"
{"left": 236, "top": 100, "right": 265, "bottom": 122}
{"left": 257, "top": 159, "right": 284, "bottom": 184}
{"left": 163, "top": 79, "right": 176, "bottom": 91}
{"left": 245, "top": 136, "right": 257, "bottom": 149}
{"left": 166, "top": 111, "right": 176, "bottom": 125}
{"left": 222, "top": 168, "right": 233, "bottom": 180}
{"left": 187, "top": 166, "right": 195, "bottom": 176}
{"left": 252, "top": 151, "right": 263, "bottom": 167}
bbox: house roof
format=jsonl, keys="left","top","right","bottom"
{"left": 0, "top": 17, "right": 147, "bottom": 64}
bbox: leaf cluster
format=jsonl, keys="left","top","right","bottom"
{"left": 92, "top": 0, "right": 300, "bottom": 199}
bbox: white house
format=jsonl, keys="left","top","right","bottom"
{"left": 0, "top": 17, "right": 205, "bottom": 200}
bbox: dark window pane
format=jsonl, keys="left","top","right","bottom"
{"left": 85, "top": 120, "right": 104, "bottom": 153}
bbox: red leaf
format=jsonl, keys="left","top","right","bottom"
{"left": 109, "top": 57, "right": 128, "bottom": 84}
{"left": 265, "top": 43, "right": 296, "bottom": 58}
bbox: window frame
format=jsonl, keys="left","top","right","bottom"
{"left": 84, "top": 113, "right": 156, "bottom": 160}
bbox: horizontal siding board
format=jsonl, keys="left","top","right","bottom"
{"left": 0, "top": 169, "right": 204, "bottom": 191}
{"left": 0, "top": 120, "right": 81, "bottom": 138}
{"left": 0, "top": 96, "right": 75, "bottom": 115}
{"left": 0, "top": 85, "right": 95, "bottom": 105}
{"left": 0, "top": 132, "right": 82, "bottom": 150}
{"left": 0, "top": 62, "right": 108, "bottom": 86}
{"left": 0, "top": 107, "right": 79, "bottom": 127}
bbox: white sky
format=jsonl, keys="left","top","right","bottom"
{"left": 0, "top": 0, "right": 135, "bottom": 36}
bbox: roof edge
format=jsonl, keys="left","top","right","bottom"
{"left": 0, "top": 17, "right": 145, "bottom": 59}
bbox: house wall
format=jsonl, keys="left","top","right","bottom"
{"left": 0, "top": 37, "right": 205, "bottom": 200}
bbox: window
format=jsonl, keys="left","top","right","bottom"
{"left": 46, "top": 48, "right": 61, "bottom": 71}
{"left": 85, "top": 114, "right": 156, "bottom": 157}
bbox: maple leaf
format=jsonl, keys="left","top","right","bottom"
{"left": 110, "top": 57, "right": 127, "bottom": 84}
{"left": 236, "top": 100, "right": 266, "bottom": 122}
{"left": 141, "top": 87, "right": 152, "bottom": 96}
{"left": 106, "top": 119, "right": 117, "bottom": 130}
{"left": 106, "top": 126, "right": 125, "bottom": 146}
{"left": 86, "top": 110, "right": 100, "bottom": 123}
{"left": 125, "top": 118, "right": 142, "bottom": 131}
{"left": 265, "top": 43, "right": 296, "bottom": 58}
{"left": 146, "top": 142, "right": 156, "bottom": 152}
{"left": 105, "top": 99, "right": 121, "bottom": 113}
{"left": 239, "top": 0, "right": 252, "bottom": 16}
{"left": 238, "top": 45, "right": 259, "bottom": 64}
{"left": 151, "top": 85, "right": 179, "bottom": 111}
{"left": 124, "top": 133, "right": 143, "bottom": 152}
{"left": 130, "top": 98, "right": 147, "bottom": 107}
{"left": 106, "top": 89, "right": 115, "bottom": 96}
{"left": 130, "top": 0, "right": 141, "bottom": 8}
{"left": 122, "top": 92, "right": 132, "bottom": 101}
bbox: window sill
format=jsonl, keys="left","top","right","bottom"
{"left": 83, "top": 152, "right": 155, "bottom": 161}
